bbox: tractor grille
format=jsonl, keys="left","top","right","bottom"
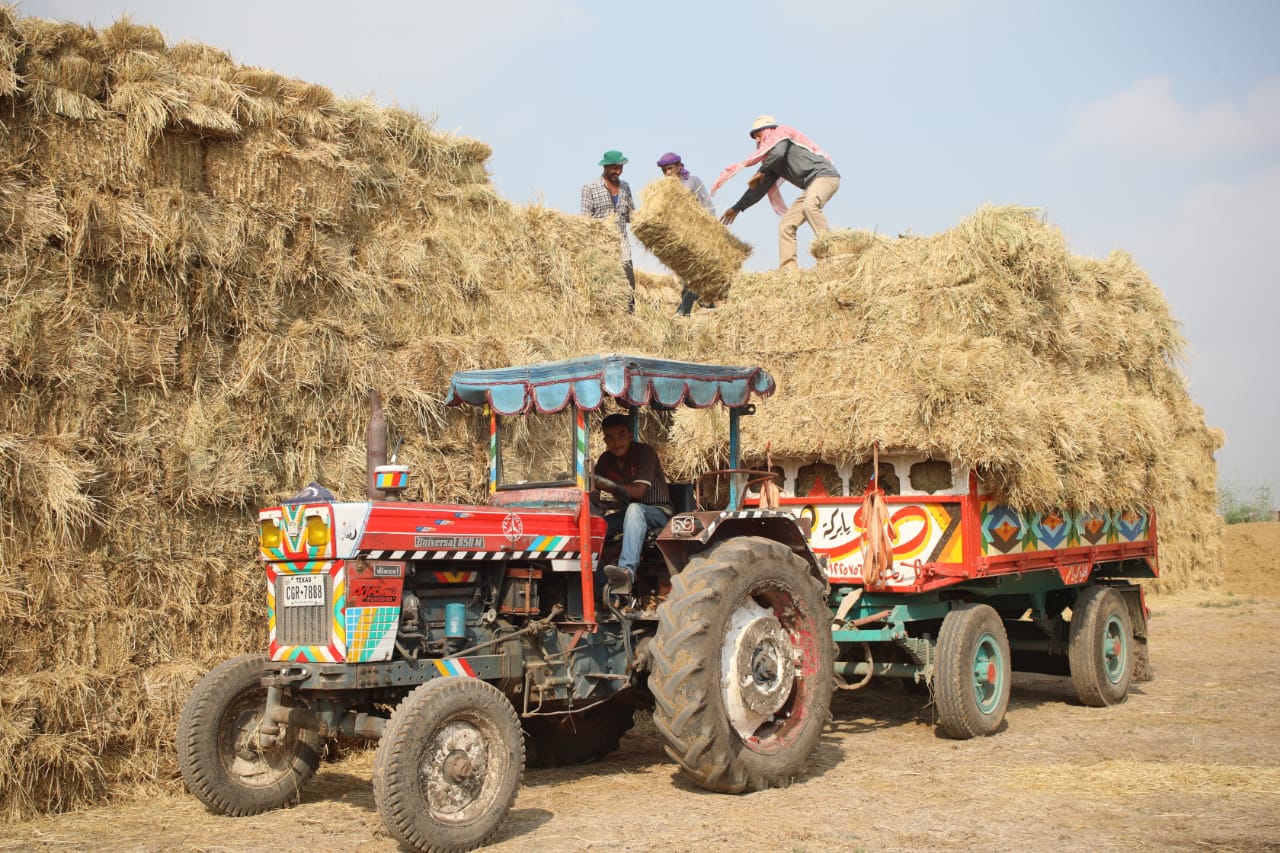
{"left": 274, "top": 574, "right": 333, "bottom": 647}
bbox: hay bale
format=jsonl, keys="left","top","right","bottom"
{"left": 0, "top": 5, "right": 21, "bottom": 98}
{"left": 16, "top": 17, "right": 108, "bottom": 120}
{"left": 810, "top": 228, "right": 884, "bottom": 261}
{"left": 99, "top": 17, "right": 166, "bottom": 55}
{"left": 205, "top": 129, "right": 353, "bottom": 221}
{"left": 632, "top": 175, "right": 751, "bottom": 303}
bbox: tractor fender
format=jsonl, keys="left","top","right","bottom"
{"left": 657, "top": 510, "right": 826, "bottom": 584}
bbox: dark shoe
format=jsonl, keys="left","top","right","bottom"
{"left": 603, "top": 564, "right": 634, "bottom": 593}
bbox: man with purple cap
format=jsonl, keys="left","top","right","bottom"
{"left": 582, "top": 149, "right": 638, "bottom": 312}
{"left": 657, "top": 152, "right": 716, "bottom": 315}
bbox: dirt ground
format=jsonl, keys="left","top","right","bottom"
{"left": 5, "top": 523, "right": 1280, "bottom": 853}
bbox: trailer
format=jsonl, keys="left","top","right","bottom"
{"left": 752, "top": 448, "right": 1155, "bottom": 736}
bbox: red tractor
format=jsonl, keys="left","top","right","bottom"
{"left": 178, "top": 354, "right": 833, "bottom": 852}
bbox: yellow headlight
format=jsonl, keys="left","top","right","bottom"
{"left": 259, "top": 519, "right": 281, "bottom": 549}
{"left": 305, "top": 515, "right": 330, "bottom": 548}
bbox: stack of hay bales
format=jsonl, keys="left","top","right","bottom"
{"left": 631, "top": 175, "right": 750, "bottom": 303}
{"left": 662, "top": 211, "right": 1223, "bottom": 598}
{"left": 0, "top": 8, "right": 1221, "bottom": 821}
{"left": 0, "top": 10, "right": 656, "bottom": 821}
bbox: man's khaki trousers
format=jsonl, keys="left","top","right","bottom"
{"left": 778, "top": 175, "right": 840, "bottom": 271}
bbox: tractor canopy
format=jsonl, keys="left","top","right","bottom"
{"left": 444, "top": 353, "right": 776, "bottom": 415}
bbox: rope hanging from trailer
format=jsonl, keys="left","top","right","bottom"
{"left": 860, "top": 442, "right": 896, "bottom": 587}
{"left": 758, "top": 442, "right": 782, "bottom": 510}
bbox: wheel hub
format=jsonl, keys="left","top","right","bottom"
{"left": 735, "top": 617, "right": 796, "bottom": 716}
{"left": 723, "top": 600, "right": 797, "bottom": 740}
{"left": 443, "top": 749, "right": 474, "bottom": 783}
{"left": 422, "top": 720, "right": 489, "bottom": 816}
{"left": 224, "top": 705, "right": 287, "bottom": 783}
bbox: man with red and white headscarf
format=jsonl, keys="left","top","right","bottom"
{"left": 713, "top": 115, "right": 840, "bottom": 272}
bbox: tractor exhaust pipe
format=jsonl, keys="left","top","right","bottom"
{"left": 366, "top": 390, "right": 387, "bottom": 500}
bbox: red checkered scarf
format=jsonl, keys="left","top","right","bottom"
{"left": 711, "top": 126, "right": 833, "bottom": 215}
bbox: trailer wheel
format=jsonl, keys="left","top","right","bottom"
{"left": 1069, "top": 586, "right": 1134, "bottom": 706}
{"left": 650, "top": 536, "right": 834, "bottom": 793}
{"left": 935, "top": 604, "right": 1011, "bottom": 739}
{"left": 373, "top": 677, "right": 523, "bottom": 853}
{"left": 177, "top": 653, "right": 321, "bottom": 816}
{"left": 523, "top": 702, "right": 636, "bottom": 768}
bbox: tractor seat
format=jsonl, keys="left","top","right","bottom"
{"left": 669, "top": 482, "right": 695, "bottom": 514}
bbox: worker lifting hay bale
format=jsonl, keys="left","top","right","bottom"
{"left": 631, "top": 175, "right": 751, "bottom": 304}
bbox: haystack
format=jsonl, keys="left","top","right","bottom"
{"left": 662, "top": 213, "right": 1222, "bottom": 602}
{"left": 0, "top": 10, "right": 655, "bottom": 821}
{"left": 631, "top": 175, "right": 751, "bottom": 302}
{"left": 0, "top": 8, "right": 1221, "bottom": 823}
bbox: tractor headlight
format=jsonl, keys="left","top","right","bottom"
{"left": 305, "top": 515, "right": 330, "bottom": 548}
{"left": 259, "top": 519, "right": 281, "bottom": 549}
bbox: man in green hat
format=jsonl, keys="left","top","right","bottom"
{"left": 581, "top": 150, "right": 637, "bottom": 312}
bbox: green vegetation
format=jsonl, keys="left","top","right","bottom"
{"left": 1219, "top": 482, "right": 1274, "bottom": 524}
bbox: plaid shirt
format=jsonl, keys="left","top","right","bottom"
{"left": 581, "top": 177, "right": 635, "bottom": 262}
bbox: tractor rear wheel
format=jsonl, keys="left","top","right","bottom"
{"left": 373, "top": 677, "right": 523, "bottom": 853}
{"left": 523, "top": 701, "right": 636, "bottom": 768}
{"left": 935, "top": 604, "right": 1011, "bottom": 739}
{"left": 1068, "top": 586, "right": 1134, "bottom": 706}
{"left": 177, "top": 653, "right": 321, "bottom": 816}
{"left": 650, "top": 536, "right": 834, "bottom": 793}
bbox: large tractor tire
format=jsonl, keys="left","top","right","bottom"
{"left": 373, "top": 677, "right": 523, "bottom": 853}
{"left": 177, "top": 653, "right": 322, "bottom": 816}
{"left": 650, "top": 536, "right": 834, "bottom": 793}
{"left": 523, "top": 701, "right": 636, "bottom": 769}
{"left": 935, "top": 603, "right": 1012, "bottom": 739}
{"left": 1068, "top": 585, "right": 1135, "bottom": 706}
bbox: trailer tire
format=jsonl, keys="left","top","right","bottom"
{"left": 523, "top": 702, "right": 636, "bottom": 768}
{"left": 1069, "top": 586, "right": 1134, "bottom": 706}
{"left": 177, "top": 653, "right": 321, "bottom": 816}
{"left": 650, "top": 536, "right": 834, "bottom": 793}
{"left": 935, "top": 604, "right": 1011, "bottom": 739}
{"left": 373, "top": 677, "right": 523, "bottom": 853}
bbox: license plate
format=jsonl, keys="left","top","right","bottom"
{"left": 281, "top": 574, "right": 326, "bottom": 608}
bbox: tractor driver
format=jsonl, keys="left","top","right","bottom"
{"left": 593, "top": 413, "right": 672, "bottom": 591}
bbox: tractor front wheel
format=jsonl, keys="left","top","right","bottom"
{"left": 177, "top": 653, "right": 322, "bottom": 816}
{"left": 650, "top": 536, "right": 834, "bottom": 793}
{"left": 373, "top": 677, "right": 524, "bottom": 853}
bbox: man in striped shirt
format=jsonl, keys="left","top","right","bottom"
{"left": 581, "top": 149, "right": 637, "bottom": 312}
{"left": 593, "top": 413, "right": 672, "bottom": 590}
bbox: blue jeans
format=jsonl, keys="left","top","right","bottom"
{"left": 605, "top": 503, "right": 671, "bottom": 572}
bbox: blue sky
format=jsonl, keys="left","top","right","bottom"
{"left": 21, "top": 0, "right": 1280, "bottom": 503}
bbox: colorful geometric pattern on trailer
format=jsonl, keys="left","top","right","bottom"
{"left": 759, "top": 462, "right": 1157, "bottom": 590}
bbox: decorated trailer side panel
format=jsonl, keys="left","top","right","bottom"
{"left": 751, "top": 457, "right": 1157, "bottom": 590}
